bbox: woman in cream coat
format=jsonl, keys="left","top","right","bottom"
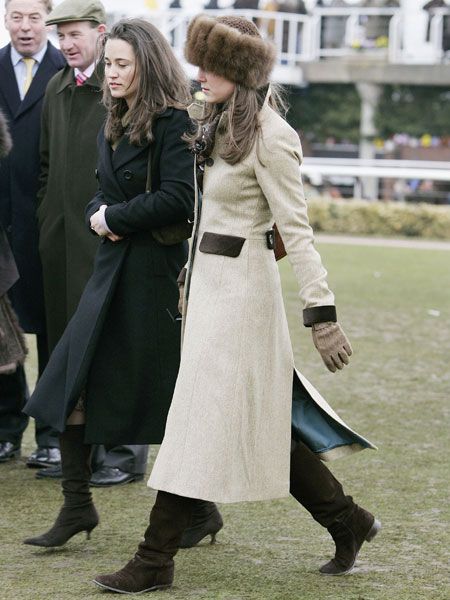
{"left": 94, "top": 15, "right": 378, "bottom": 595}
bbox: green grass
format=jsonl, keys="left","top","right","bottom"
{"left": 1, "top": 243, "right": 449, "bottom": 600}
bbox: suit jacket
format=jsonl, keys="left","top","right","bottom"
{"left": 0, "top": 42, "right": 65, "bottom": 333}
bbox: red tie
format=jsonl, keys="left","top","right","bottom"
{"left": 75, "top": 72, "right": 88, "bottom": 86}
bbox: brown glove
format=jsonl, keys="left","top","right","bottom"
{"left": 311, "top": 322, "right": 352, "bottom": 373}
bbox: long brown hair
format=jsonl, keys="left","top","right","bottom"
{"left": 187, "top": 84, "right": 286, "bottom": 165}
{"left": 101, "top": 18, "right": 191, "bottom": 146}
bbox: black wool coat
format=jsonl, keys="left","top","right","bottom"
{"left": 24, "top": 108, "right": 195, "bottom": 445}
{"left": 0, "top": 43, "right": 65, "bottom": 333}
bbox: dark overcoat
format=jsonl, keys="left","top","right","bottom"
{"left": 36, "top": 65, "right": 105, "bottom": 352}
{"left": 24, "top": 108, "right": 195, "bottom": 445}
{"left": 0, "top": 43, "right": 65, "bottom": 333}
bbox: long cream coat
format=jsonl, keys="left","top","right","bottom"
{"left": 149, "top": 101, "right": 343, "bottom": 503}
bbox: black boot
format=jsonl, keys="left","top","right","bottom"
{"left": 179, "top": 500, "right": 223, "bottom": 548}
{"left": 290, "top": 440, "right": 380, "bottom": 575}
{"left": 93, "top": 491, "right": 194, "bottom": 594}
{"left": 23, "top": 425, "right": 98, "bottom": 547}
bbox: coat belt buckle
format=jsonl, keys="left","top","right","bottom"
{"left": 265, "top": 229, "right": 275, "bottom": 250}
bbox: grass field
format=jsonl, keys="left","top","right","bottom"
{"left": 1, "top": 242, "right": 449, "bottom": 600}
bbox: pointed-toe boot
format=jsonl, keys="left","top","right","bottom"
{"left": 23, "top": 425, "right": 98, "bottom": 548}
{"left": 179, "top": 500, "right": 223, "bottom": 548}
{"left": 319, "top": 506, "right": 381, "bottom": 575}
{"left": 23, "top": 503, "right": 99, "bottom": 547}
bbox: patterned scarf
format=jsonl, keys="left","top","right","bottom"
{"left": 193, "top": 110, "right": 224, "bottom": 192}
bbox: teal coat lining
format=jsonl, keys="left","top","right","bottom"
{"left": 291, "top": 373, "right": 372, "bottom": 455}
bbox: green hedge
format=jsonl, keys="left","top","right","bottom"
{"left": 306, "top": 198, "right": 450, "bottom": 240}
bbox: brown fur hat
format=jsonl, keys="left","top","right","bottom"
{"left": 184, "top": 15, "right": 276, "bottom": 89}
{"left": 0, "top": 110, "right": 12, "bottom": 159}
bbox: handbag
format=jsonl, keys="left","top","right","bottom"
{"left": 147, "top": 146, "right": 193, "bottom": 245}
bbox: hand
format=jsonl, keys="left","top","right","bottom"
{"left": 178, "top": 284, "right": 185, "bottom": 315}
{"left": 311, "top": 322, "right": 352, "bottom": 373}
{"left": 90, "top": 205, "right": 110, "bottom": 237}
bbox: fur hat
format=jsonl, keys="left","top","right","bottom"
{"left": 0, "top": 110, "right": 12, "bottom": 159}
{"left": 184, "top": 15, "right": 276, "bottom": 89}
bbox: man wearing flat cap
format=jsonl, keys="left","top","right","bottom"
{"left": 36, "top": 0, "right": 149, "bottom": 486}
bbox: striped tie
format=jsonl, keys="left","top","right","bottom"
{"left": 22, "top": 57, "right": 35, "bottom": 95}
{"left": 75, "top": 71, "right": 88, "bottom": 86}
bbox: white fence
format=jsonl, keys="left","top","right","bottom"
{"left": 301, "top": 158, "right": 450, "bottom": 202}
{"left": 1, "top": 5, "right": 448, "bottom": 69}
{"left": 144, "top": 6, "right": 450, "bottom": 71}
{"left": 302, "top": 158, "right": 450, "bottom": 183}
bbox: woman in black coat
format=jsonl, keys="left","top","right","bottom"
{"left": 23, "top": 19, "right": 194, "bottom": 547}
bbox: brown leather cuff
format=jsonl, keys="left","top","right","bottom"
{"left": 177, "top": 267, "right": 187, "bottom": 286}
{"left": 199, "top": 232, "right": 245, "bottom": 258}
{"left": 303, "top": 305, "right": 337, "bottom": 327}
{"left": 273, "top": 224, "right": 287, "bottom": 261}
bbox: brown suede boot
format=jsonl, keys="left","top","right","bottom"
{"left": 290, "top": 440, "right": 380, "bottom": 575}
{"left": 290, "top": 440, "right": 355, "bottom": 528}
{"left": 320, "top": 505, "right": 381, "bottom": 575}
{"left": 93, "top": 491, "right": 194, "bottom": 594}
{"left": 179, "top": 500, "right": 223, "bottom": 548}
{"left": 23, "top": 425, "right": 98, "bottom": 547}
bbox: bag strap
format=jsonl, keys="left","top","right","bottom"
{"left": 145, "top": 145, "right": 152, "bottom": 193}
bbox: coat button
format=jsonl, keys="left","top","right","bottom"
{"left": 123, "top": 169, "right": 133, "bottom": 180}
{"left": 94, "top": 168, "right": 99, "bottom": 180}
{"left": 206, "top": 158, "right": 214, "bottom": 167}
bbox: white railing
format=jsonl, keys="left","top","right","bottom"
{"left": 0, "top": 5, "right": 448, "bottom": 65}
{"left": 302, "top": 157, "right": 450, "bottom": 183}
{"left": 141, "top": 7, "right": 449, "bottom": 69}
{"left": 150, "top": 9, "right": 312, "bottom": 68}
{"left": 428, "top": 8, "right": 449, "bottom": 62}
{"left": 301, "top": 157, "right": 450, "bottom": 203}
{"left": 309, "top": 7, "right": 398, "bottom": 59}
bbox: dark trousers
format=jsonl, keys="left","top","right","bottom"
{"left": 92, "top": 444, "right": 149, "bottom": 475}
{"left": 0, "top": 333, "right": 59, "bottom": 448}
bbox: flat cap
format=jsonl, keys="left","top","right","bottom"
{"left": 46, "top": 0, "right": 106, "bottom": 26}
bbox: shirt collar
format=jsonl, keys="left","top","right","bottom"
{"left": 10, "top": 42, "right": 48, "bottom": 67}
{"left": 74, "top": 62, "right": 95, "bottom": 80}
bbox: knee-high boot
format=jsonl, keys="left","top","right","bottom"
{"left": 94, "top": 491, "right": 194, "bottom": 594}
{"left": 179, "top": 499, "right": 223, "bottom": 548}
{"left": 290, "top": 440, "right": 380, "bottom": 575}
{"left": 23, "top": 424, "right": 99, "bottom": 547}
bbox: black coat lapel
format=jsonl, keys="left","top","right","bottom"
{"left": 0, "top": 45, "right": 21, "bottom": 116}
{"left": 110, "top": 108, "right": 173, "bottom": 171}
{"left": 111, "top": 136, "right": 148, "bottom": 171}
